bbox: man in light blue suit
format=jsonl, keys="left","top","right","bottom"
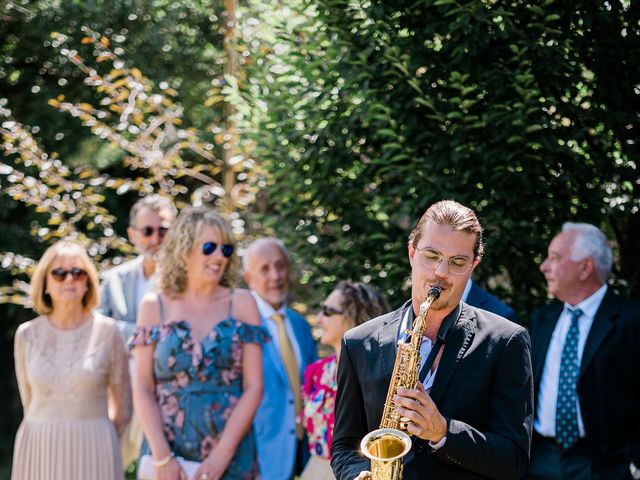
{"left": 244, "top": 238, "right": 318, "bottom": 480}
{"left": 98, "top": 194, "right": 176, "bottom": 339}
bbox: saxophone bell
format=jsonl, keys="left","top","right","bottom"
{"left": 361, "top": 429, "right": 412, "bottom": 480}
{"left": 361, "top": 287, "right": 441, "bottom": 479}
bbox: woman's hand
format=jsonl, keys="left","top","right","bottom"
{"left": 157, "top": 458, "right": 187, "bottom": 480}
{"left": 193, "top": 455, "right": 230, "bottom": 480}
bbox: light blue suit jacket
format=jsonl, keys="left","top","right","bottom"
{"left": 96, "top": 257, "right": 143, "bottom": 340}
{"left": 254, "top": 307, "right": 317, "bottom": 480}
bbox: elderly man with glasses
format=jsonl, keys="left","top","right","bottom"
{"left": 331, "top": 199, "right": 534, "bottom": 480}
{"left": 97, "top": 193, "right": 176, "bottom": 466}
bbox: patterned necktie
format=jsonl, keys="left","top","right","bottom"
{"left": 271, "top": 313, "right": 303, "bottom": 439}
{"left": 555, "top": 307, "right": 583, "bottom": 450}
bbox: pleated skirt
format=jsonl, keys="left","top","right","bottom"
{"left": 11, "top": 418, "right": 124, "bottom": 480}
{"left": 300, "top": 456, "right": 336, "bottom": 480}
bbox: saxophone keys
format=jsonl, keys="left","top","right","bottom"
{"left": 398, "top": 417, "right": 411, "bottom": 431}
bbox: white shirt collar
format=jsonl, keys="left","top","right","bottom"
{"left": 564, "top": 283, "right": 608, "bottom": 319}
{"left": 250, "top": 291, "right": 287, "bottom": 320}
{"left": 461, "top": 278, "right": 473, "bottom": 303}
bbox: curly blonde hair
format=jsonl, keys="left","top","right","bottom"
{"left": 157, "top": 207, "right": 239, "bottom": 297}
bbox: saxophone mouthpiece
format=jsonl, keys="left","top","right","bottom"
{"left": 428, "top": 286, "right": 442, "bottom": 299}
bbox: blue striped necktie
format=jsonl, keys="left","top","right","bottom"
{"left": 555, "top": 307, "right": 583, "bottom": 450}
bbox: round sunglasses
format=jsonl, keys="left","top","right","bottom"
{"left": 49, "top": 267, "right": 88, "bottom": 282}
{"left": 202, "top": 241, "right": 234, "bottom": 258}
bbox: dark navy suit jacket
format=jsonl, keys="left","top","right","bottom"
{"left": 529, "top": 290, "right": 640, "bottom": 479}
{"left": 466, "top": 280, "right": 518, "bottom": 323}
{"left": 331, "top": 301, "right": 533, "bottom": 480}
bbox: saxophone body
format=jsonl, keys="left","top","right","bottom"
{"left": 360, "top": 287, "right": 441, "bottom": 480}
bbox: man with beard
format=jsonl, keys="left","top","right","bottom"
{"left": 243, "top": 238, "right": 318, "bottom": 480}
{"left": 331, "top": 200, "right": 534, "bottom": 480}
{"left": 97, "top": 194, "right": 176, "bottom": 466}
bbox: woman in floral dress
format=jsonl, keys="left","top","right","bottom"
{"left": 131, "top": 207, "right": 268, "bottom": 480}
{"left": 301, "top": 281, "right": 389, "bottom": 480}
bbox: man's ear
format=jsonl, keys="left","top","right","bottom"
{"left": 408, "top": 242, "right": 415, "bottom": 263}
{"left": 243, "top": 270, "right": 252, "bottom": 287}
{"left": 127, "top": 226, "right": 136, "bottom": 245}
{"left": 578, "top": 257, "right": 595, "bottom": 281}
{"left": 469, "top": 256, "right": 481, "bottom": 275}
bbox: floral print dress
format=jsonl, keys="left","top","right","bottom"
{"left": 129, "top": 298, "right": 269, "bottom": 480}
{"left": 301, "top": 355, "right": 338, "bottom": 459}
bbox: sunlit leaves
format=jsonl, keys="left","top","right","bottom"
{"left": 244, "top": 0, "right": 640, "bottom": 311}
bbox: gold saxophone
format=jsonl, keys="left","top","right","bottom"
{"left": 360, "top": 286, "right": 442, "bottom": 480}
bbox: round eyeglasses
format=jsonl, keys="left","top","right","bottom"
{"left": 202, "top": 241, "right": 234, "bottom": 258}
{"left": 415, "top": 248, "right": 474, "bottom": 276}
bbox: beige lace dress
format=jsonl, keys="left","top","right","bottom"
{"left": 11, "top": 313, "right": 132, "bottom": 480}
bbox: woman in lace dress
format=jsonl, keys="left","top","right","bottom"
{"left": 12, "top": 239, "right": 132, "bottom": 480}
{"left": 300, "top": 281, "right": 389, "bottom": 480}
{"left": 131, "top": 207, "right": 268, "bottom": 480}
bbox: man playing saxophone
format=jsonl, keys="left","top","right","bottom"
{"left": 331, "top": 200, "right": 534, "bottom": 480}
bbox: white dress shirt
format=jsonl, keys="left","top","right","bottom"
{"left": 134, "top": 257, "right": 157, "bottom": 313}
{"left": 398, "top": 305, "right": 447, "bottom": 449}
{"left": 461, "top": 278, "right": 473, "bottom": 303}
{"left": 534, "top": 284, "right": 608, "bottom": 438}
{"left": 398, "top": 308, "right": 440, "bottom": 390}
{"left": 251, "top": 292, "right": 303, "bottom": 368}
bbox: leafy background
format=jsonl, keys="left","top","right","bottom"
{"left": 1, "top": 0, "right": 638, "bottom": 476}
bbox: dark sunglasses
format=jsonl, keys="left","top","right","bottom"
{"left": 320, "top": 304, "right": 343, "bottom": 317}
{"left": 49, "top": 267, "right": 88, "bottom": 282}
{"left": 136, "top": 226, "right": 169, "bottom": 238}
{"left": 202, "top": 241, "right": 234, "bottom": 258}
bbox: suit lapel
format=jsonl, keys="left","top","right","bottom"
{"left": 378, "top": 301, "right": 410, "bottom": 381}
{"left": 287, "top": 307, "right": 308, "bottom": 375}
{"left": 532, "top": 303, "right": 563, "bottom": 382}
{"left": 430, "top": 304, "right": 475, "bottom": 405}
{"left": 261, "top": 315, "right": 291, "bottom": 386}
{"left": 579, "top": 290, "right": 617, "bottom": 376}
{"left": 122, "top": 259, "right": 140, "bottom": 323}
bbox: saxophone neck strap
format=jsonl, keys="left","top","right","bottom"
{"left": 418, "top": 303, "right": 461, "bottom": 384}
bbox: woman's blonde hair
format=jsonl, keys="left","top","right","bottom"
{"left": 30, "top": 239, "right": 101, "bottom": 314}
{"left": 157, "top": 207, "right": 239, "bottom": 297}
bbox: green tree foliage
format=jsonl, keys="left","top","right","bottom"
{"left": 0, "top": 3, "right": 257, "bottom": 470}
{"left": 247, "top": 0, "right": 640, "bottom": 313}
{"left": 1, "top": 0, "right": 231, "bottom": 159}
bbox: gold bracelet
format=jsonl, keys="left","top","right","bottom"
{"left": 152, "top": 452, "right": 175, "bottom": 468}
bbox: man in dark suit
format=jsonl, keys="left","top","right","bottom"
{"left": 331, "top": 200, "right": 533, "bottom": 480}
{"left": 525, "top": 223, "right": 640, "bottom": 480}
{"left": 464, "top": 278, "right": 518, "bottom": 322}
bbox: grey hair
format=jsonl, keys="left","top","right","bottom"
{"left": 129, "top": 194, "right": 177, "bottom": 226}
{"left": 242, "top": 237, "right": 291, "bottom": 271}
{"left": 562, "top": 222, "right": 613, "bottom": 281}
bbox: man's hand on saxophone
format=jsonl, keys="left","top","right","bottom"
{"left": 394, "top": 384, "right": 447, "bottom": 444}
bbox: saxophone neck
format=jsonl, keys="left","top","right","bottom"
{"left": 411, "top": 286, "right": 442, "bottom": 338}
